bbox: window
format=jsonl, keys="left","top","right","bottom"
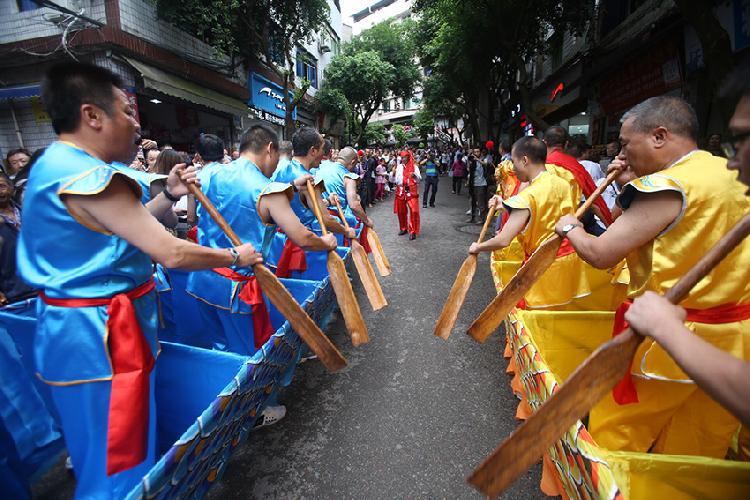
{"left": 383, "top": 100, "right": 391, "bottom": 112}
{"left": 296, "top": 49, "right": 318, "bottom": 88}
{"left": 17, "top": 0, "right": 41, "bottom": 12}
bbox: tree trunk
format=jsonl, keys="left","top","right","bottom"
{"left": 283, "top": 48, "right": 296, "bottom": 139}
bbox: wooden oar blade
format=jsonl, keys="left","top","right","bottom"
{"left": 254, "top": 265, "right": 347, "bottom": 372}
{"left": 468, "top": 330, "right": 642, "bottom": 497}
{"left": 467, "top": 236, "right": 562, "bottom": 343}
{"left": 351, "top": 240, "right": 387, "bottom": 310}
{"left": 327, "top": 251, "right": 369, "bottom": 346}
{"left": 434, "top": 255, "right": 478, "bottom": 340}
{"left": 367, "top": 229, "right": 392, "bottom": 277}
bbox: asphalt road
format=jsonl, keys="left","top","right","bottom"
{"left": 209, "top": 178, "right": 542, "bottom": 499}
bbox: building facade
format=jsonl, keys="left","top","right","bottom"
{"left": 0, "top": 0, "right": 343, "bottom": 158}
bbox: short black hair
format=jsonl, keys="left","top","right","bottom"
{"left": 512, "top": 136, "right": 547, "bottom": 164}
{"left": 239, "top": 123, "right": 279, "bottom": 154}
{"left": 622, "top": 96, "right": 699, "bottom": 142}
{"left": 323, "top": 138, "right": 333, "bottom": 156}
{"left": 543, "top": 126, "right": 568, "bottom": 148}
{"left": 292, "top": 127, "right": 322, "bottom": 156}
{"left": 196, "top": 133, "right": 225, "bottom": 162}
{"left": 41, "top": 61, "right": 122, "bottom": 134}
{"left": 6, "top": 148, "right": 31, "bottom": 163}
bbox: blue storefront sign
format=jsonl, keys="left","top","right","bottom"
{"left": 247, "top": 72, "right": 296, "bottom": 125}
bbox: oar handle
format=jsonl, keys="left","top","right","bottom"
{"left": 305, "top": 179, "right": 329, "bottom": 236}
{"left": 333, "top": 198, "right": 352, "bottom": 230}
{"left": 477, "top": 199, "right": 497, "bottom": 243}
{"left": 573, "top": 169, "right": 618, "bottom": 219}
{"left": 188, "top": 184, "right": 241, "bottom": 246}
{"left": 664, "top": 211, "right": 750, "bottom": 304}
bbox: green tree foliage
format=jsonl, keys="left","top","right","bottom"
{"left": 391, "top": 124, "right": 413, "bottom": 147}
{"left": 319, "top": 20, "right": 421, "bottom": 147}
{"left": 413, "top": 0, "right": 594, "bottom": 139}
{"left": 315, "top": 86, "right": 350, "bottom": 134}
{"left": 156, "top": 0, "right": 329, "bottom": 138}
{"left": 363, "top": 122, "right": 386, "bottom": 145}
{"left": 412, "top": 108, "right": 435, "bottom": 142}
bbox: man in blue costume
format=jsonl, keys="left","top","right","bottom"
{"left": 269, "top": 127, "right": 354, "bottom": 278}
{"left": 187, "top": 124, "right": 337, "bottom": 354}
{"left": 16, "top": 62, "right": 262, "bottom": 499}
{"left": 317, "top": 146, "right": 374, "bottom": 231}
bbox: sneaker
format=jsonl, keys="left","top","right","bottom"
{"left": 398, "top": 229, "right": 408, "bottom": 235}
{"left": 409, "top": 233, "right": 416, "bottom": 240}
{"left": 422, "top": 204, "right": 427, "bottom": 208}
{"left": 465, "top": 209, "right": 472, "bottom": 215}
{"left": 254, "top": 405, "right": 286, "bottom": 429}
{"left": 429, "top": 204, "right": 435, "bottom": 208}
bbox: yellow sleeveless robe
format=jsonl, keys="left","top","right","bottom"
{"left": 591, "top": 150, "right": 750, "bottom": 458}
{"left": 503, "top": 170, "right": 590, "bottom": 308}
{"left": 490, "top": 160, "right": 525, "bottom": 291}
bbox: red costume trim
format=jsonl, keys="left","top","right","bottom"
{"left": 547, "top": 150, "right": 614, "bottom": 225}
{"left": 39, "top": 279, "right": 156, "bottom": 476}
{"left": 212, "top": 268, "right": 274, "bottom": 349}
{"left": 611, "top": 300, "right": 750, "bottom": 404}
{"left": 275, "top": 238, "right": 307, "bottom": 278}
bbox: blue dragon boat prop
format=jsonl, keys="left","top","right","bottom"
{"left": 0, "top": 242, "right": 353, "bottom": 498}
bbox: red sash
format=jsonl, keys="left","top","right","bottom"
{"left": 276, "top": 238, "right": 307, "bottom": 278}
{"left": 39, "top": 279, "right": 156, "bottom": 476}
{"left": 547, "top": 151, "right": 614, "bottom": 225}
{"left": 358, "top": 222, "right": 372, "bottom": 253}
{"left": 612, "top": 300, "right": 750, "bottom": 404}
{"left": 516, "top": 238, "right": 575, "bottom": 309}
{"left": 212, "top": 268, "right": 274, "bottom": 350}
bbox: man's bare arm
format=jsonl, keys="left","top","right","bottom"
{"left": 469, "top": 208, "right": 528, "bottom": 254}
{"left": 260, "top": 192, "right": 337, "bottom": 251}
{"left": 626, "top": 292, "right": 750, "bottom": 426}
{"left": 64, "top": 177, "right": 261, "bottom": 269}
{"left": 557, "top": 190, "right": 682, "bottom": 269}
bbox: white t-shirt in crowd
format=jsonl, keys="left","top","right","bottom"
{"left": 580, "top": 159, "right": 604, "bottom": 183}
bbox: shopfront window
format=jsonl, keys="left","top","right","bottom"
{"left": 17, "top": 0, "right": 40, "bottom": 12}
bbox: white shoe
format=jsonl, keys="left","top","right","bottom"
{"left": 254, "top": 405, "right": 286, "bottom": 429}
{"left": 465, "top": 209, "right": 472, "bottom": 215}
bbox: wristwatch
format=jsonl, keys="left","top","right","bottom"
{"left": 561, "top": 223, "right": 582, "bottom": 237}
{"left": 228, "top": 247, "right": 240, "bottom": 267}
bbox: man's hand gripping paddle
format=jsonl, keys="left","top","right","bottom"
{"left": 333, "top": 199, "right": 387, "bottom": 311}
{"left": 467, "top": 210, "right": 750, "bottom": 497}
{"left": 468, "top": 170, "right": 619, "bottom": 343}
{"left": 434, "top": 202, "right": 496, "bottom": 340}
{"left": 187, "top": 184, "right": 347, "bottom": 372}
{"left": 306, "top": 180, "right": 369, "bottom": 346}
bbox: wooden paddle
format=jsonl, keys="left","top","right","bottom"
{"left": 467, "top": 170, "right": 619, "bottom": 343}
{"left": 467, "top": 210, "right": 750, "bottom": 498}
{"left": 334, "top": 199, "right": 387, "bottom": 311}
{"left": 434, "top": 202, "right": 496, "bottom": 340}
{"left": 305, "top": 180, "right": 369, "bottom": 346}
{"left": 366, "top": 228, "right": 392, "bottom": 277}
{"left": 187, "top": 184, "right": 347, "bottom": 372}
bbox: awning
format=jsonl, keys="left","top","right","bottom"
{"left": 0, "top": 84, "right": 41, "bottom": 101}
{"left": 124, "top": 57, "right": 248, "bottom": 117}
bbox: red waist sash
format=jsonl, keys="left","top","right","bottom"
{"left": 212, "top": 268, "right": 274, "bottom": 350}
{"left": 276, "top": 237, "right": 307, "bottom": 278}
{"left": 612, "top": 299, "right": 750, "bottom": 404}
{"left": 39, "top": 279, "right": 156, "bottom": 476}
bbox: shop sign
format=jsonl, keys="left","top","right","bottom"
{"left": 598, "top": 39, "right": 682, "bottom": 115}
{"left": 248, "top": 107, "right": 285, "bottom": 126}
{"left": 247, "top": 72, "right": 296, "bottom": 121}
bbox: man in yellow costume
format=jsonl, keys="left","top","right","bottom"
{"left": 469, "top": 136, "right": 589, "bottom": 309}
{"left": 555, "top": 95, "right": 750, "bottom": 458}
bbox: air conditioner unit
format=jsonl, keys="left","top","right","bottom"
{"left": 319, "top": 43, "right": 331, "bottom": 54}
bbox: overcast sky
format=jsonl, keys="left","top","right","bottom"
{"left": 341, "top": 0, "right": 374, "bottom": 24}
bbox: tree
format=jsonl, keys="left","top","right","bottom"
{"left": 315, "top": 86, "right": 350, "bottom": 135}
{"left": 412, "top": 108, "right": 435, "bottom": 143}
{"left": 321, "top": 50, "right": 394, "bottom": 146}
{"left": 320, "top": 20, "right": 421, "bottom": 146}
{"left": 157, "top": 0, "right": 329, "bottom": 138}
{"left": 413, "top": 0, "right": 594, "bottom": 137}
{"left": 392, "top": 124, "right": 413, "bottom": 148}
{"left": 363, "top": 122, "right": 387, "bottom": 146}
